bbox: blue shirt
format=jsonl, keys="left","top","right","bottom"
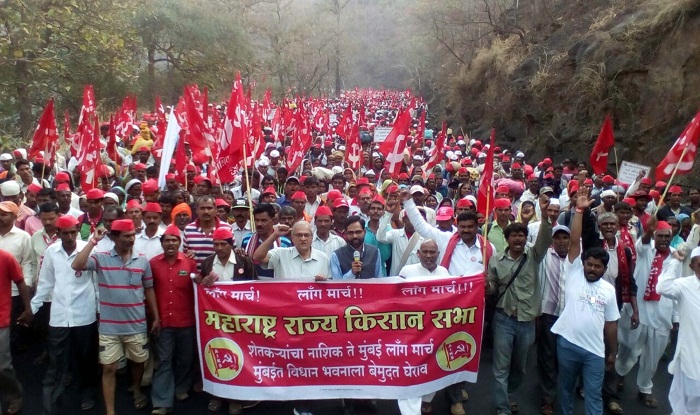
{"left": 364, "top": 224, "right": 391, "bottom": 277}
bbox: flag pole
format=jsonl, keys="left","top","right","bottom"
{"left": 656, "top": 145, "right": 690, "bottom": 210}
{"left": 482, "top": 183, "right": 491, "bottom": 273}
{"left": 613, "top": 146, "right": 619, "bottom": 180}
{"left": 242, "top": 141, "right": 255, "bottom": 232}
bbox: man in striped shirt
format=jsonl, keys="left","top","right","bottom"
{"left": 72, "top": 219, "right": 160, "bottom": 415}
{"left": 182, "top": 195, "right": 229, "bottom": 271}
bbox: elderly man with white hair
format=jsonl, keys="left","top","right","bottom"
{"left": 657, "top": 246, "right": 700, "bottom": 415}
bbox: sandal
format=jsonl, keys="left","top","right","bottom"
{"left": 637, "top": 392, "right": 658, "bottom": 408}
{"left": 421, "top": 402, "right": 433, "bottom": 414}
{"left": 510, "top": 400, "right": 519, "bottom": 413}
{"left": 461, "top": 390, "right": 469, "bottom": 401}
{"left": 133, "top": 393, "right": 148, "bottom": 410}
{"left": 208, "top": 399, "right": 222, "bottom": 412}
{"left": 607, "top": 401, "right": 624, "bottom": 414}
{"left": 540, "top": 402, "right": 554, "bottom": 415}
{"left": 6, "top": 398, "right": 22, "bottom": 415}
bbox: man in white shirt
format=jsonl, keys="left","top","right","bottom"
{"left": 657, "top": 247, "right": 700, "bottom": 415}
{"left": 133, "top": 202, "right": 164, "bottom": 259}
{"left": 31, "top": 215, "right": 99, "bottom": 412}
{"left": 552, "top": 192, "right": 619, "bottom": 415}
{"left": 311, "top": 206, "right": 345, "bottom": 257}
{"left": 378, "top": 208, "right": 424, "bottom": 277}
{"left": 615, "top": 217, "right": 678, "bottom": 408}
{"left": 253, "top": 221, "right": 330, "bottom": 281}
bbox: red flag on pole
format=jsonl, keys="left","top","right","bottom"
{"left": 656, "top": 110, "right": 700, "bottom": 180}
{"left": 379, "top": 108, "right": 412, "bottom": 175}
{"left": 78, "top": 117, "right": 102, "bottom": 190}
{"left": 286, "top": 108, "right": 312, "bottom": 173}
{"left": 70, "top": 85, "right": 95, "bottom": 157}
{"left": 589, "top": 115, "right": 615, "bottom": 175}
{"left": 424, "top": 121, "right": 447, "bottom": 172}
{"left": 216, "top": 75, "right": 248, "bottom": 182}
{"left": 106, "top": 115, "right": 121, "bottom": 165}
{"left": 28, "top": 98, "right": 58, "bottom": 163}
{"left": 477, "top": 129, "right": 496, "bottom": 217}
{"left": 345, "top": 118, "right": 362, "bottom": 171}
{"left": 63, "top": 111, "right": 72, "bottom": 146}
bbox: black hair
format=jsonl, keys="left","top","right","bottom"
{"left": 15, "top": 159, "right": 30, "bottom": 169}
{"left": 38, "top": 188, "right": 57, "bottom": 200}
{"left": 331, "top": 173, "right": 346, "bottom": 183}
{"left": 159, "top": 232, "right": 181, "bottom": 243}
{"left": 32, "top": 162, "right": 46, "bottom": 174}
{"left": 504, "top": 223, "right": 529, "bottom": 238}
{"left": 158, "top": 195, "right": 177, "bottom": 206}
{"left": 304, "top": 177, "right": 320, "bottom": 187}
{"left": 103, "top": 206, "right": 125, "bottom": 218}
{"left": 279, "top": 206, "right": 296, "bottom": 217}
{"left": 38, "top": 202, "right": 59, "bottom": 214}
{"left": 614, "top": 202, "right": 631, "bottom": 212}
{"left": 345, "top": 215, "right": 365, "bottom": 231}
{"left": 196, "top": 195, "right": 216, "bottom": 207}
{"left": 456, "top": 212, "right": 479, "bottom": 224}
{"left": 276, "top": 167, "right": 288, "bottom": 176}
{"left": 253, "top": 203, "right": 276, "bottom": 218}
{"left": 583, "top": 247, "right": 610, "bottom": 267}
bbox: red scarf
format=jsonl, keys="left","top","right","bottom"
{"left": 644, "top": 250, "right": 669, "bottom": 301}
{"left": 440, "top": 233, "right": 493, "bottom": 273}
{"left": 618, "top": 225, "right": 637, "bottom": 263}
{"left": 605, "top": 239, "right": 631, "bottom": 303}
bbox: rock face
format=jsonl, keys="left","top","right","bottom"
{"left": 447, "top": 0, "right": 700, "bottom": 179}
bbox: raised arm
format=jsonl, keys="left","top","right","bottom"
{"left": 73, "top": 227, "right": 107, "bottom": 271}
{"left": 533, "top": 194, "right": 553, "bottom": 262}
{"left": 376, "top": 212, "right": 395, "bottom": 244}
{"left": 568, "top": 189, "right": 592, "bottom": 263}
{"left": 402, "top": 190, "right": 443, "bottom": 243}
{"left": 657, "top": 252, "right": 684, "bottom": 300}
{"left": 253, "top": 224, "right": 290, "bottom": 265}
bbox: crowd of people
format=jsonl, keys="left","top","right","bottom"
{"left": 0, "top": 94, "right": 699, "bottom": 415}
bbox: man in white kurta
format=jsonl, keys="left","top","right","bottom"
{"left": 657, "top": 247, "right": 700, "bottom": 415}
{"left": 615, "top": 218, "right": 678, "bottom": 407}
{"left": 378, "top": 209, "right": 423, "bottom": 276}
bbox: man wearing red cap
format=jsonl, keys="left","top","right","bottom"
{"left": 312, "top": 206, "right": 346, "bottom": 257}
{"left": 332, "top": 198, "right": 350, "bottom": 237}
{"left": 149, "top": 225, "right": 199, "bottom": 414}
{"left": 31, "top": 215, "right": 99, "bottom": 412}
{"left": 72, "top": 219, "right": 160, "bottom": 415}
{"left": 625, "top": 173, "right": 657, "bottom": 214}
{"left": 55, "top": 183, "right": 82, "bottom": 219}
{"left": 616, "top": 216, "right": 680, "bottom": 408}
{"left": 484, "top": 198, "right": 514, "bottom": 253}
{"left": 134, "top": 203, "right": 165, "bottom": 259}
{"left": 656, "top": 185, "right": 692, "bottom": 222}
{"left": 350, "top": 187, "right": 372, "bottom": 222}
{"left": 77, "top": 188, "right": 105, "bottom": 241}
{"left": 142, "top": 179, "right": 160, "bottom": 203}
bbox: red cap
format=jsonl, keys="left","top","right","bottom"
{"left": 511, "top": 162, "right": 522, "bottom": 169}
{"left": 630, "top": 190, "right": 649, "bottom": 199}
{"left": 186, "top": 165, "right": 196, "bottom": 172}
{"left": 656, "top": 221, "right": 672, "bottom": 231}
{"left": 165, "top": 173, "right": 176, "bottom": 181}
{"left": 55, "top": 215, "right": 79, "bottom": 229}
{"left": 493, "top": 146, "right": 502, "bottom": 153}
{"left": 333, "top": 198, "right": 350, "bottom": 209}
{"left": 299, "top": 176, "right": 307, "bottom": 185}
{"left": 496, "top": 185, "right": 510, "bottom": 194}
{"left": 371, "top": 194, "right": 386, "bottom": 206}
{"left": 397, "top": 173, "right": 409, "bottom": 180}
{"left": 655, "top": 181, "right": 667, "bottom": 189}
{"left": 163, "top": 225, "right": 181, "bottom": 239}
{"left": 622, "top": 197, "right": 636, "bottom": 205}
{"left": 315, "top": 206, "right": 333, "bottom": 217}
{"left": 291, "top": 191, "right": 306, "bottom": 201}
{"left": 111, "top": 219, "right": 135, "bottom": 232}
{"left": 137, "top": 146, "right": 150, "bottom": 153}
{"left": 602, "top": 175, "right": 615, "bottom": 183}
{"left": 215, "top": 199, "right": 230, "bottom": 208}
{"left": 461, "top": 158, "right": 472, "bottom": 166}
{"left": 356, "top": 177, "right": 370, "bottom": 186}
{"left": 27, "top": 183, "right": 42, "bottom": 194}
{"left": 523, "top": 165, "right": 534, "bottom": 176}
{"left": 134, "top": 163, "right": 147, "bottom": 171}
{"left": 456, "top": 198, "right": 474, "bottom": 208}
{"left": 649, "top": 189, "right": 660, "bottom": 199}
{"left": 143, "top": 202, "right": 162, "bottom": 213}
{"left": 386, "top": 184, "right": 399, "bottom": 194}
{"left": 324, "top": 140, "right": 332, "bottom": 147}
{"left": 327, "top": 189, "right": 343, "bottom": 203}
{"left": 126, "top": 200, "right": 142, "bottom": 210}
{"left": 142, "top": 179, "right": 159, "bottom": 195}
{"left": 54, "top": 172, "right": 70, "bottom": 183}
{"left": 569, "top": 184, "right": 579, "bottom": 194}
{"left": 436, "top": 206, "right": 454, "bottom": 221}
{"left": 358, "top": 187, "right": 373, "bottom": 196}
{"left": 543, "top": 158, "right": 552, "bottom": 164}
{"left": 669, "top": 185, "right": 682, "bottom": 194}
{"left": 212, "top": 227, "right": 233, "bottom": 241}
{"left": 501, "top": 156, "right": 511, "bottom": 162}
{"left": 640, "top": 177, "right": 652, "bottom": 185}
{"left": 85, "top": 188, "right": 104, "bottom": 200}
{"left": 583, "top": 178, "right": 594, "bottom": 185}
{"left": 56, "top": 183, "right": 71, "bottom": 192}
{"left": 527, "top": 174, "right": 537, "bottom": 181}
{"left": 494, "top": 198, "right": 512, "bottom": 209}
{"left": 544, "top": 173, "right": 554, "bottom": 180}
{"left": 458, "top": 167, "right": 468, "bottom": 175}
{"left": 262, "top": 186, "right": 276, "bottom": 196}
{"left": 193, "top": 176, "right": 211, "bottom": 185}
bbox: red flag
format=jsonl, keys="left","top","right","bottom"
{"left": 590, "top": 115, "right": 615, "bottom": 175}
{"left": 63, "top": 111, "right": 72, "bottom": 146}
{"left": 209, "top": 346, "right": 239, "bottom": 373}
{"left": 286, "top": 108, "right": 311, "bottom": 173}
{"left": 70, "top": 85, "right": 95, "bottom": 157}
{"left": 151, "top": 96, "right": 167, "bottom": 152}
{"left": 345, "top": 118, "right": 362, "bottom": 171}
{"left": 215, "top": 74, "right": 248, "bottom": 182}
{"left": 477, "top": 129, "right": 496, "bottom": 217}
{"left": 27, "top": 98, "right": 58, "bottom": 163}
{"left": 424, "top": 121, "right": 447, "bottom": 172}
{"left": 183, "top": 85, "right": 216, "bottom": 165}
{"left": 379, "top": 108, "right": 412, "bottom": 175}
{"left": 174, "top": 130, "right": 188, "bottom": 178}
{"left": 443, "top": 339, "right": 473, "bottom": 368}
{"left": 656, "top": 110, "right": 700, "bottom": 180}
{"left": 114, "top": 95, "right": 137, "bottom": 140}
{"left": 335, "top": 105, "right": 353, "bottom": 138}
{"left": 78, "top": 117, "right": 102, "bottom": 190}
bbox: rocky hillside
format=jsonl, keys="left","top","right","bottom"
{"left": 447, "top": 0, "right": 700, "bottom": 178}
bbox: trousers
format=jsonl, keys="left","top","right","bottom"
{"left": 616, "top": 317, "right": 669, "bottom": 394}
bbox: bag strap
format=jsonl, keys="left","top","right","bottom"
{"left": 495, "top": 253, "right": 528, "bottom": 304}
{"left": 397, "top": 233, "right": 421, "bottom": 272}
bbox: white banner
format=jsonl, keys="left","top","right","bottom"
{"left": 618, "top": 161, "right": 650, "bottom": 185}
{"left": 373, "top": 127, "right": 393, "bottom": 143}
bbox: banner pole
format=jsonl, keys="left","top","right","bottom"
{"left": 613, "top": 146, "right": 619, "bottom": 180}
{"left": 482, "top": 184, "right": 491, "bottom": 273}
{"left": 242, "top": 141, "right": 255, "bottom": 233}
{"left": 656, "top": 145, "right": 690, "bottom": 211}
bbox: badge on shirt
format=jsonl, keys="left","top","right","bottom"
{"left": 178, "top": 270, "right": 188, "bottom": 276}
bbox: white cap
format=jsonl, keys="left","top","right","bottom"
{"left": 338, "top": 145, "right": 346, "bottom": 151}
{"left": 331, "top": 166, "right": 343, "bottom": 174}
{"left": 450, "top": 154, "right": 459, "bottom": 161}
{"left": 412, "top": 155, "right": 423, "bottom": 161}
{"left": 691, "top": 246, "right": 700, "bottom": 259}
{"left": 515, "top": 151, "right": 525, "bottom": 158}
{"left": 270, "top": 150, "right": 280, "bottom": 158}
{"left": 457, "top": 140, "right": 466, "bottom": 145}
{"left": 469, "top": 139, "right": 476, "bottom": 146}
{"left": 601, "top": 190, "right": 617, "bottom": 198}
{"left": 409, "top": 185, "right": 425, "bottom": 195}
{"left": 265, "top": 142, "right": 275, "bottom": 149}
{"left": 478, "top": 152, "right": 486, "bottom": 158}
{"left": 372, "top": 152, "right": 381, "bottom": 159}
{"left": 258, "top": 159, "right": 269, "bottom": 167}
{"left": 0, "top": 181, "right": 20, "bottom": 196}
{"left": 104, "top": 192, "right": 119, "bottom": 204}
{"left": 0, "top": 154, "right": 12, "bottom": 161}
{"left": 365, "top": 169, "right": 376, "bottom": 176}
{"left": 549, "top": 198, "right": 560, "bottom": 206}
{"left": 446, "top": 151, "right": 454, "bottom": 158}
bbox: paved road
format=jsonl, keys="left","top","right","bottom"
{"left": 12, "top": 341, "right": 673, "bottom": 415}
